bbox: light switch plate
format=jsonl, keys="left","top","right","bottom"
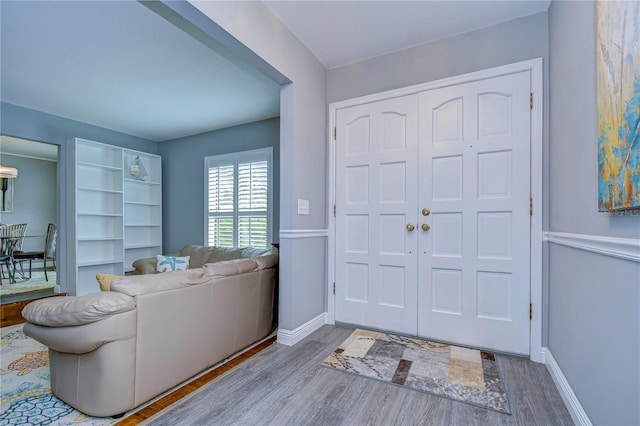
{"left": 297, "top": 198, "right": 310, "bottom": 215}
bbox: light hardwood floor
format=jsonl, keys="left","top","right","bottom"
{"left": 145, "top": 325, "right": 573, "bottom": 425}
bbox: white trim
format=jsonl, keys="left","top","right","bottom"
{"left": 277, "top": 312, "right": 328, "bottom": 346}
{"left": 279, "top": 229, "right": 328, "bottom": 239}
{"left": 529, "top": 59, "right": 544, "bottom": 363}
{"left": 543, "top": 347, "right": 593, "bottom": 426}
{"left": 544, "top": 232, "right": 640, "bottom": 263}
{"left": 328, "top": 58, "right": 544, "bottom": 362}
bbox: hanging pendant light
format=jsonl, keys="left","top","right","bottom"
{"left": 0, "top": 166, "right": 18, "bottom": 178}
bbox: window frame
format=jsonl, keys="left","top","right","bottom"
{"left": 204, "top": 147, "right": 273, "bottom": 248}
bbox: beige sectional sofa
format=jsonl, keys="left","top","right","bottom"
{"left": 22, "top": 246, "right": 278, "bottom": 418}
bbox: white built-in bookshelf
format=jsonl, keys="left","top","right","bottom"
{"left": 68, "top": 138, "right": 162, "bottom": 295}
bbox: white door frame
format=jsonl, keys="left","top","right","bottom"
{"left": 327, "top": 58, "right": 544, "bottom": 362}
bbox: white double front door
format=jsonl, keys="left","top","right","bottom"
{"left": 334, "top": 71, "right": 531, "bottom": 355}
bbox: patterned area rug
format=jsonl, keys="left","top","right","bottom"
{"left": 0, "top": 324, "right": 115, "bottom": 425}
{"left": 0, "top": 271, "right": 56, "bottom": 297}
{"left": 322, "top": 329, "right": 511, "bottom": 414}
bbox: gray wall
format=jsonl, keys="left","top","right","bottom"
{"left": 159, "top": 117, "right": 280, "bottom": 252}
{"left": 1, "top": 102, "right": 158, "bottom": 293}
{"left": 548, "top": 2, "right": 640, "bottom": 425}
{"left": 0, "top": 154, "right": 57, "bottom": 252}
{"left": 328, "top": 12, "right": 548, "bottom": 110}
{"left": 1, "top": 103, "right": 158, "bottom": 154}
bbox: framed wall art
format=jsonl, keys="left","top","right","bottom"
{"left": 597, "top": 1, "right": 640, "bottom": 212}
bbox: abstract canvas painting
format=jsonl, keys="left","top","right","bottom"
{"left": 597, "top": 1, "right": 640, "bottom": 211}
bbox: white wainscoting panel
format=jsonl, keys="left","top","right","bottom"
{"left": 543, "top": 347, "right": 593, "bottom": 426}
{"left": 544, "top": 232, "right": 640, "bottom": 263}
{"left": 277, "top": 313, "right": 328, "bottom": 346}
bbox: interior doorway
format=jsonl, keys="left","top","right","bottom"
{"left": 0, "top": 136, "right": 59, "bottom": 304}
{"left": 328, "top": 59, "right": 544, "bottom": 361}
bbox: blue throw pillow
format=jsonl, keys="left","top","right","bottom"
{"left": 156, "top": 255, "right": 190, "bottom": 272}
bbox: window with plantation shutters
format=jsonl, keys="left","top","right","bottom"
{"left": 205, "top": 148, "right": 272, "bottom": 249}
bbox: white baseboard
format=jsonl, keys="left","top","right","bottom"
{"left": 543, "top": 347, "right": 592, "bottom": 426}
{"left": 277, "top": 312, "right": 327, "bottom": 346}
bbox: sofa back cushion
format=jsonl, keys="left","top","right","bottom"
{"left": 112, "top": 269, "right": 212, "bottom": 296}
{"left": 206, "top": 247, "right": 244, "bottom": 264}
{"left": 177, "top": 244, "right": 243, "bottom": 268}
{"left": 203, "top": 258, "right": 258, "bottom": 278}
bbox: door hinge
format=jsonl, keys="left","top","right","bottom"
{"left": 530, "top": 198, "right": 533, "bottom": 216}
{"left": 333, "top": 282, "right": 336, "bottom": 295}
{"left": 529, "top": 303, "right": 533, "bottom": 320}
{"left": 333, "top": 127, "right": 337, "bottom": 140}
{"left": 530, "top": 92, "right": 533, "bottom": 110}
{"left": 333, "top": 204, "right": 336, "bottom": 217}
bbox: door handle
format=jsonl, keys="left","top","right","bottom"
{"left": 406, "top": 223, "right": 415, "bottom": 232}
{"left": 421, "top": 223, "right": 430, "bottom": 231}
{"left": 422, "top": 208, "right": 431, "bottom": 216}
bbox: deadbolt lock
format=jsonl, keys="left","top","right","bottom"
{"left": 422, "top": 208, "right": 431, "bottom": 216}
{"left": 421, "top": 223, "right": 430, "bottom": 231}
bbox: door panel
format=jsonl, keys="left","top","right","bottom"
{"left": 335, "top": 95, "right": 419, "bottom": 335}
{"left": 418, "top": 71, "right": 531, "bottom": 355}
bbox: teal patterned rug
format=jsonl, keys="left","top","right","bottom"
{"left": 0, "top": 324, "right": 115, "bottom": 425}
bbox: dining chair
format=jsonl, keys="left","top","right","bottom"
{"left": 0, "top": 223, "right": 27, "bottom": 281}
{"left": 0, "top": 236, "right": 19, "bottom": 284}
{"left": 14, "top": 223, "right": 57, "bottom": 281}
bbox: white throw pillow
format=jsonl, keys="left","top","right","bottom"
{"left": 156, "top": 255, "right": 190, "bottom": 272}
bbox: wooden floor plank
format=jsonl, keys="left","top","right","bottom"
{"left": 144, "top": 325, "right": 574, "bottom": 426}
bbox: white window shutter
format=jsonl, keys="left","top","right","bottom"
{"left": 205, "top": 149, "right": 272, "bottom": 249}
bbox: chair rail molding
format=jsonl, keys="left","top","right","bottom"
{"left": 279, "top": 229, "right": 329, "bottom": 239}
{"left": 543, "top": 231, "right": 640, "bottom": 263}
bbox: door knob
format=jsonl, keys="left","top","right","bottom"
{"left": 421, "top": 223, "right": 430, "bottom": 231}
{"left": 422, "top": 208, "right": 431, "bottom": 216}
{"left": 406, "top": 223, "right": 415, "bottom": 232}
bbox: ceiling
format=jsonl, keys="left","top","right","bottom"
{"left": 0, "top": 1, "right": 550, "bottom": 146}
{"left": 0, "top": 1, "right": 281, "bottom": 142}
{"left": 0, "top": 136, "right": 58, "bottom": 162}
{"left": 262, "top": 0, "right": 551, "bottom": 69}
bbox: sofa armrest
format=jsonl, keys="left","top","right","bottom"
{"left": 22, "top": 293, "right": 135, "bottom": 327}
{"left": 24, "top": 309, "right": 136, "bottom": 355}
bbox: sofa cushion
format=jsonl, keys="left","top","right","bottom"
{"left": 240, "top": 247, "right": 272, "bottom": 259}
{"left": 206, "top": 247, "right": 244, "bottom": 264}
{"left": 96, "top": 273, "right": 123, "bottom": 291}
{"left": 203, "top": 258, "right": 258, "bottom": 278}
{"left": 177, "top": 244, "right": 216, "bottom": 268}
{"left": 255, "top": 252, "right": 279, "bottom": 270}
{"left": 111, "top": 269, "right": 211, "bottom": 296}
{"left": 156, "top": 255, "right": 190, "bottom": 272}
{"left": 22, "top": 293, "right": 135, "bottom": 327}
